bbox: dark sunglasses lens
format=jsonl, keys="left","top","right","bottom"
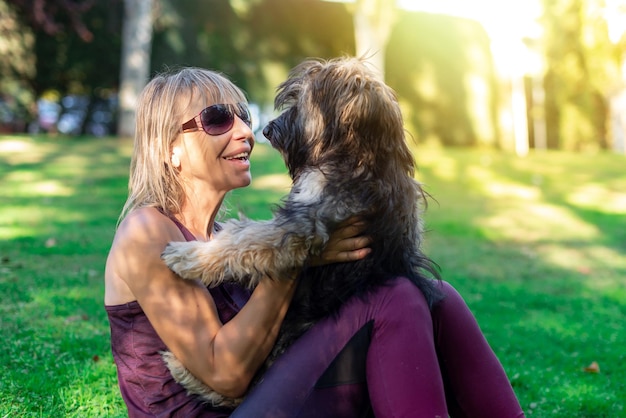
{"left": 200, "top": 105, "right": 234, "bottom": 135}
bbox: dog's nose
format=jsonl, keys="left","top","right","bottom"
{"left": 262, "top": 123, "right": 273, "bottom": 141}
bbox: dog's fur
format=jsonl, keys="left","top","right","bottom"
{"left": 160, "top": 56, "right": 442, "bottom": 408}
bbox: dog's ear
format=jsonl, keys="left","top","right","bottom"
{"left": 342, "top": 79, "right": 403, "bottom": 139}
{"left": 324, "top": 59, "right": 411, "bottom": 172}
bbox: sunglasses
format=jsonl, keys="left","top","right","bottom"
{"left": 181, "top": 103, "right": 252, "bottom": 136}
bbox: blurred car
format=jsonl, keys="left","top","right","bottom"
{"left": 57, "top": 95, "right": 90, "bottom": 135}
{"left": 28, "top": 98, "right": 62, "bottom": 134}
{"left": 28, "top": 93, "right": 118, "bottom": 136}
{"left": 84, "top": 95, "right": 118, "bottom": 137}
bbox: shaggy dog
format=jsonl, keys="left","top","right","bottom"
{"left": 160, "top": 56, "right": 441, "bottom": 408}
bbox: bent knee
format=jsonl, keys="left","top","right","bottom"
{"left": 370, "top": 277, "right": 432, "bottom": 321}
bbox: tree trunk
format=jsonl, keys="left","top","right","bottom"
{"left": 117, "top": 0, "right": 154, "bottom": 137}
{"left": 353, "top": 0, "right": 396, "bottom": 79}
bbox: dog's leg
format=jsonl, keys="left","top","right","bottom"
{"left": 160, "top": 351, "right": 242, "bottom": 408}
{"left": 161, "top": 169, "right": 332, "bottom": 288}
{"left": 161, "top": 216, "right": 317, "bottom": 288}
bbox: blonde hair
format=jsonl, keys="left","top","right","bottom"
{"left": 119, "top": 67, "right": 248, "bottom": 223}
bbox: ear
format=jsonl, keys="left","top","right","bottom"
{"left": 171, "top": 146, "right": 182, "bottom": 168}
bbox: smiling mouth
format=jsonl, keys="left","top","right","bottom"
{"left": 224, "top": 152, "right": 249, "bottom": 161}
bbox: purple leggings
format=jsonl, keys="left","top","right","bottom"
{"left": 232, "top": 278, "right": 524, "bottom": 418}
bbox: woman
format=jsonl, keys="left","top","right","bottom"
{"left": 105, "top": 67, "right": 524, "bottom": 417}
{"left": 104, "top": 67, "right": 372, "bottom": 416}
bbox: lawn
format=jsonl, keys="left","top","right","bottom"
{"left": 1, "top": 134, "right": 624, "bottom": 417}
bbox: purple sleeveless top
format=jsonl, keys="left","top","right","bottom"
{"left": 105, "top": 216, "right": 251, "bottom": 417}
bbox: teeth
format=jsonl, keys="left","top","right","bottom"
{"left": 224, "top": 152, "right": 249, "bottom": 160}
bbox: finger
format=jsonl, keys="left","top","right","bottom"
{"left": 340, "top": 247, "right": 371, "bottom": 262}
{"left": 351, "top": 235, "right": 373, "bottom": 250}
{"left": 312, "top": 244, "right": 371, "bottom": 266}
{"left": 334, "top": 235, "right": 372, "bottom": 252}
{"left": 337, "top": 216, "right": 365, "bottom": 228}
{"left": 334, "top": 221, "right": 367, "bottom": 240}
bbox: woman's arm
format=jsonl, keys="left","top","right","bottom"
{"left": 106, "top": 208, "right": 370, "bottom": 398}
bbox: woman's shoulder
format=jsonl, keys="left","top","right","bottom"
{"left": 121, "top": 206, "right": 168, "bottom": 228}
{"left": 109, "top": 207, "right": 185, "bottom": 264}
{"left": 106, "top": 207, "right": 188, "bottom": 302}
{"left": 117, "top": 207, "right": 182, "bottom": 244}
{"left": 105, "top": 207, "right": 174, "bottom": 305}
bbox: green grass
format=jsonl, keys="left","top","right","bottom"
{"left": 1, "top": 135, "right": 624, "bottom": 417}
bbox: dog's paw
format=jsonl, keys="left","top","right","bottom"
{"left": 161, "top": 241, "right": 205, "bottom": 280}
{"left": 161, "top": 241, "right": 231, "bottom": 286}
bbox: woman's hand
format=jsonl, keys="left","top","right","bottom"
{"left": 310, "top": 217, "right": 372, "bottom": 266}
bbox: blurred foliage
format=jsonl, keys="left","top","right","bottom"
{"left": 30, "top": 0, "right": 123, "bottom": 97}
{"left": 2, "top": 0, "right": 122, "bottom": 130}
{"left": 0, "top": 0, "right": 624, "bottom": 151}
{"left": 0, "top": 0, "right": 35, "bottom": 127}
{"left": 7, "top": 0, "right": 99, "bottom": 41}
{"left": 541, "top": 0, "right": 624, "bottom": 151}
{"left": 386, "top": 13, "right": 497, "bottom": 147}
{"left": 150, "top": 0, "right": 354, "bottom": 105}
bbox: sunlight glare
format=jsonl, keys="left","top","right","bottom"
{"left": 481, "top": 203, "right": 600, "bottom": 243}
{"left": 484, "top": 182, "right": 540, "bottom": 200}
{"left": 0, "top": 138, "right": 32, "bottom": 152}
{"left": 5, "top": 170, "right": 73, "bottom": 196}
{"left": 399, "top": 0, "right": 543, "bottom": 73}
{"left": 568, "top": 184, "right": 626, "bottom": 214}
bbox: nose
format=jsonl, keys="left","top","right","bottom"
{"left": 262, "top": 122, "right": 273, "bottom": 141}
{"left": 234, "top": 114, "right": 252, "bottom": 130}
{"left": 232, "top": 115, "right": 255, "bottom": 148}
{"left": 232, "top": 114, "right": 253, "bottom": 137}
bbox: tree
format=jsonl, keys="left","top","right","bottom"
{"left": 2, "top": 0, "right": 102, "bottom": 126}
{"left": 352, "top": 0, "right": 397, "bottom": 78}
{"left": 117, "top": 0, "right": 154, "bottom": 137}
{"left": 6, "top": 0, "right": 97, "bottom": 41}
{"left": 0, "top": 0, "right": 35, "bottom": 125}
{"left": 540, "top": 0, "right": 618, "bottom": 151}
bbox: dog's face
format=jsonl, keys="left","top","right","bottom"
{"left": 263, "top": 57, "right": 415, "bottom": 181}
